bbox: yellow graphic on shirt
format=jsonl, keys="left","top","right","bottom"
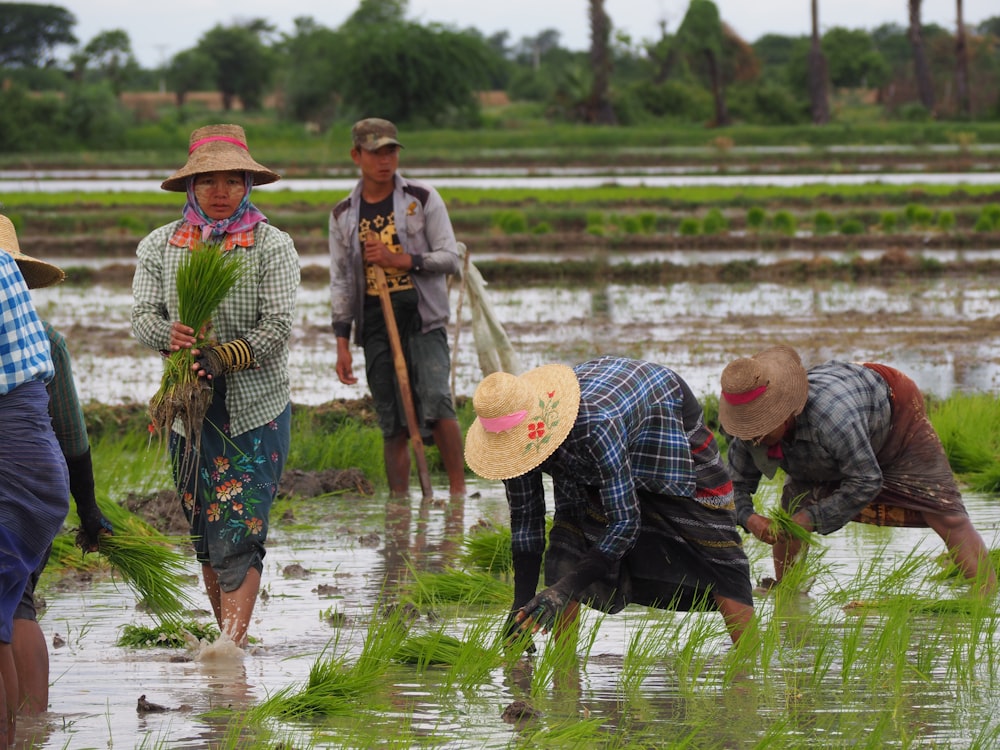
{"left": 361, "top": 211, "right": 413, "bottom": 295}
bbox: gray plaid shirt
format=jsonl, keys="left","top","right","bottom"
{"left": 131, "top": 220, "right": 300, "bottom": 436}
{"left": 727, "top": 360, "right": 892, "bottom": 534}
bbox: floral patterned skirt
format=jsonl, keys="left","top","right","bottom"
{"left": 171, "top": 386, "right": 290, "bottom": 592}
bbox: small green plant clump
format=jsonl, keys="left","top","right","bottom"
{"left": 839, "top": 218, "right": 865, "bottom": 235}
{"left": 813, "top": 210, "right": 836, "bottom": 235}
{"left": 493, "top": 210, "right": 528, "bottom": 234}
{"left": 746, "top": 206, "right": 766, "bottom": 230}
{"left": 771, "top": 210, "right": 796, "bottom": 236}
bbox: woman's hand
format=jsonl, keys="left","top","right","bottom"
{"left": 168, "top": 321, "right": 196, "bottom": 351}
{"left": 746, "top": 512, "right": 778, "bottom": 545}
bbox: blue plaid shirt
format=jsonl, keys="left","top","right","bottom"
{"left": 0, "top": 253, "right": 52, "bottom": 394}
{"left": 504, "top": 356, "right": 730, "bottom": 560}
{"left": 727, "top": 360, "right": 892, "bottom": 534}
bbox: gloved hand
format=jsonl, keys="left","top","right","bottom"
{"left": 501, "top": 610, "right": 537, "bottom": 654}
{"left": 513, "top": 549, "right": 615, "bottom": 635}
{"left": 194, "top": 338, "right": 256, "bottom": 379}
{"left": 65, "top": 449, "right": 113, "bottom": 551}
{"left": 518, "top": 584, "right": 573, "bottom": 634}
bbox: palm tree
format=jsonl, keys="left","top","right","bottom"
{"left": 807, "top": 0, "right": 830, "bottom": 124}
{"left": 908, "top": 0, "right": 935, "bottom": 113}
{"left": 584, "top": 0, "right": 617, "bottom": 124}
{"left": 955, "top": 0, "right": 970, "bottom": 116}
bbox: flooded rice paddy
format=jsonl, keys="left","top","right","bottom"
{"left": 23, "top": 479, "right": 1000, "bottom": 749}
{"left": 15, "top": 244, "right": 1000, "bottom": 748}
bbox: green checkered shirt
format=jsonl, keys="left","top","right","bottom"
{"left": 43, "top": 321, "right": 89, "bottom": 458}
{"left": 131, "top": 220, "right": 300, "bottom": 436}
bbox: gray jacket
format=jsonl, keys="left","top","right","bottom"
{"left": 329, "top": 172, "right": 460, "bottom": 344}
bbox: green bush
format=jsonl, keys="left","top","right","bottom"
{"left": 530, "top": 222, "right": 551, "bottom": 235}
{"left": 637, "top": 212, "right": 657, "bottom": 233}
{"left": 620, "top": 215, "right": 642, "bottom": 235}
{"left": 936, "top": 210, "right": 956, "bottom": 232}
{"left": 880, "top": 211, "right": 898, "bottom": 232}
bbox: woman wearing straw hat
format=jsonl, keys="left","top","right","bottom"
{"left": 0, "top": 228, "right": 70, "bottom": 745}
{"left": 719, "top": 345, "right": 996, "bottom": 594}
{"left": 131, "top": 124, "right": 300, "bottom": 648}
{"left": 465, "top": 356, "right": 755, "bottom": 645}
{"left": 0, "top": 214, "right": 112, "bottom": 715}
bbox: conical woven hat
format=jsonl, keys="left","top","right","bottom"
{"left": 161, "top": 124, "right": 280, "bottom": 192}
{"left": 0, "top": 214, "right": 65, "bottom": 289}
{"left": 464, "top": 364, "right": 581, "bottom": 481}
{"left": 718, "top": 345, "right": 809, "bottom": 439}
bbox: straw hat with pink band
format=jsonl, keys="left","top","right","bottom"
{"left": 160, "top": 124, "right": 280, "bottom": 192}
{"left": 464, "top": 364, "right": 581, "bottom": 481}
{"left": 0, "top": 214, "right": 65, "bottom": 290}
{"left": 718, "top": 345, "right": 809, "bottom": 440}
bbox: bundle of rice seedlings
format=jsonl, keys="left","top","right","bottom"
{"left": 461, "top": 523, "right": 512, "bottom": 574}
{"left": 148, "top": 241, "right": 245, "bottom": 451}
{"left": 765, "top": 495, "right": 821, "bottom": 547}
{"left": 406, "top": 567, "right": 512, "bottom": 608}
{"left": 117, "top": 620, "right": 218, "bottom": 648}
{"left": 96, "top": 533, "right": 199, "bottom": 621}
{"left": 392, "top": 631, "right": 469, "bottom": 666}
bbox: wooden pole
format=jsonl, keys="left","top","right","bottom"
{"left": 373, "top": 264, "right": 434, "bottom": 499}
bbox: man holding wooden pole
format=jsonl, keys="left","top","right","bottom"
{"left": 329, "top": 118, "right": 466, "bottom": 499}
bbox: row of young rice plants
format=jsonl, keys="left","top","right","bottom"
{"left": 38, "top": 390, "right": 1000, "bottom": 747}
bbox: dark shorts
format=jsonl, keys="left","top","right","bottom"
{"left": 363, "top": 291, "right": 457, "bottom": 439}
{"left": 171, "top": 386, "right": 291, "bottom": 592}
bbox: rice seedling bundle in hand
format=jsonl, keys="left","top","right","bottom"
{"left": 148, "top": 241, "right": 245, "bottom": 448}
{"left": 96, "top": 532, "right": 199, "bottom": 621}
{"left": 766, "top": 499, "right": 819, "bottom": 547}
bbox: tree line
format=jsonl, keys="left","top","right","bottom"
{"left": 1, "top": 0, "right": 999, "bottom": 151}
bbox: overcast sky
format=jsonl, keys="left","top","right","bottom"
{"left": 54, "top": 0, "right": 998, "bottom": 69}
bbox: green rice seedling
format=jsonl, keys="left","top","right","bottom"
{"left": 251, "top": 612, "right": 407, "bottom": 721}
{"left": 406, "top": 567, "right": 512, "bottom": 608}
{"left": 148, "top": 240, "right": 246, "bottom": 455}
{"left": 461, "top": 522, "right": 512, "bottom": 574}
{"left": 512, "top": 717, "right": 614, "bottom": 748}
{"left": 765, "top": 499, "right": 819, "bottom": 549}
{"left": 746, "top": 206, "right": 766, "bottom": 230}
{"left": 619, "top": 612, "right": 672, "bottom": 695}
{"left": 96, "top": 532, "right": 199, "bottom": 620}
{"left": 117, "top": 619, "right": 218, "bottom": 648}
{"left": 770, "top": 210, "right": 796, "bottom": 236}
{"left": 839, "top": 218, "right": 865, "bottom": 235}
{"left": 678, "top": 217, "right": 700, "bottom": 236}
{"left": 880, "top": 211, "right": 898, "bottom": 232}
{"left": 392, "top": 618, "right": 501, "bottom": 689}
{"left": 937, "top": 209, "right": 956, "bottom": 231}
{"left": 702, "top": 208, "right": 728, "bottom": 234}
{"left": 285, "top": 413, "right": 383, "bottom": 484}
{"left": 974, "top": 212, "right": 995, "bottom": 231}
{"left": 812, "top": 210, "right": 835, "bottom": 235}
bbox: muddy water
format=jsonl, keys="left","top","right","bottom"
{"left": 17, "top": 250, "right": 1000, "bottom": 748}
{"left": 27, "top": 269, "right": 1000, "bottom": 408}
{"left": 22, "top": 477, "right": 1000, "bottom": 749}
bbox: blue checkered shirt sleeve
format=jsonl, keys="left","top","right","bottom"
{"left": 0, "top": 253, "right": 52, "bottom": 394}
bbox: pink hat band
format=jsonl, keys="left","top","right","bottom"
{"left": 189, "top": 136, "right": 249, "bottom": 155}
{"left": 722, "top": 384, "right": 767, "bottom": 405}
{"left": 478, "top": 410, "right": 527, "bottom": 433}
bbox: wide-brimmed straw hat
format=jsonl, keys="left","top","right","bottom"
{"left": 465, "top": 364, "right": 581, "bottom": 481}
{"left": 0, "top": 214, "right": 65, "bottom": 289}
{"left": 161, "top": 124, "right": 280, "bottom": 192}
{"left": 718, "top": 345, "right": 809, "bottom": 440}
